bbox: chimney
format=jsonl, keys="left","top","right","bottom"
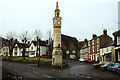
{"left": 103, "top": 29, "right": 107, "bottom": 35}
{"left": 92, "top": 34, "right": 97, "bottom": 39}
{"left": 84, "top": 39, "right": 88, "bottom": 42}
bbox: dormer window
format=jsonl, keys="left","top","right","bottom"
{"left": 117, "top": 36, "right": 120, "bottom": 45}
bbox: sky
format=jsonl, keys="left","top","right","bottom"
{"left": 0, "top": 0, "right": 120, "bottom": 41}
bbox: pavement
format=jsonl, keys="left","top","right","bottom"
{"left": 1, "top": 59, "right": 120, "bottom": 79}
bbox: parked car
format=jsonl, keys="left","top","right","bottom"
{"left": 84, "top": 59, "right": 94, "bottom": 63}
{"left": 107, "top": 63, "right": 120, "bottom": 71}
{"left": 40, "top": 54, "right": 48, "bottom": 58}
{"left": 79, "top": 58, "right": 86, "bottom": 62}
{"left": 100, "top": 62, "right": 114, "bottom": 70}
{"left": 111, "top": 63, "right": 120, "bottom": 71}
{"left": 93, "top": 61, "right": 106, "bottom": 68}
{"left": 116, "top": 66, "right": 120, "bottom": 74}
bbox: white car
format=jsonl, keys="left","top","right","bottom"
{"left": 79, "top": 58, "right": 86, "bottom": 62}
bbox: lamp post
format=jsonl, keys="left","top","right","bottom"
{"left": 37, "top": 37, "right": 40, "bottom": 67}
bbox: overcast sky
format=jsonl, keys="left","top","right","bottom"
{"left": 0, "top": 0, "right": 120, "bottom": 41}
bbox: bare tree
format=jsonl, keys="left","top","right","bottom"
{"left": 46, "top": 29, "right": 52, "bottom": 45}
{"left": 19, "top": 31, "right": 31, "bottom": 43}
{"left": 33, "top": 29, "right": 43, "bottom": 41}
{"left": 6, "top": 31, "right": 17, "bottom": 40}
{"left": 5, "top": 31, "right": 17, "bottom": 57}
{"left": 19, "top": 30, "right": 31, "bottom": 59}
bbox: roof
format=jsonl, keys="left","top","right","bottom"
{"left": 31, "top": 40, "right": 46, "bottom": 47}
{"left": 78, "top": 41, "right": 85, "bottom": 50}
{"left": 113, "top": 30, "right": 120, "bottom": 36}
{"left": 61, "top": 34, "right": 78, "bottom": 49}
{"left": 100, "top": 41, "right": 114, "bottom": 48}
{"left": 80, "top": 42, "right": 88, "bottom": 50}
{"left": 16, "top": 43, "right": 29, "bottom": 48}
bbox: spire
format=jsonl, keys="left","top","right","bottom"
{"left": 56, "top": 2, "right": 59, "bottom": 9}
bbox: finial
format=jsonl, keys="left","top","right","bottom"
{"left": 56, "top": 2, "right": 58, "bottom": 9}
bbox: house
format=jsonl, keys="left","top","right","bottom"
{"left": 12, "top": 43, "right": 29, "bottom": 57}
{"left": 80, "top": 39, "right": 89, "bottom": 59}
{"left": 28, "top": 41, "right": 47, "bottom": 57}
{"left": 48, "top": 34, "right": 79, "bottom": 59}
{"left": 89, "top": 29, "right": 112, "bottom": 62}
{"left": 100, "top": 41, "right": 115, "bottom": 62}
{"left": 80, "top": 29, "right": 112, "bottom": 62}
{"left": 113, "top": 30, "right": 120, "bottom": 63}
{"left": 61, "top": 34, "right": 78, "bottom": 59}
{"left": 78, "top": 41, "right": 86, "bottom": 59}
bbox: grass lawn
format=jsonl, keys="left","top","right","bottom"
{"left": 2, "top": 57, "right": 52, "bottom": 65}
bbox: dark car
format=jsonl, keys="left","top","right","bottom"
{"left": 117, "top": 66, "right": 120, "bottom": 74}
{"left": 100, "top": 62, "right": 114, "bottom": 70}
{"left": 107, "top": 63, "right": 120, "bottom": 71}
{"left": 93, "top": 61, "right": 106, "bottom": 68}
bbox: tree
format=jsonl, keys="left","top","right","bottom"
{"left": 46, "top": 29, "right": 52, "bottom": 45}
{"left": 19, "top": 31, "right": 31, "bottom": 43}
{"left": 19, "top": 31, "right": 31, "bottom": 59}
{"left": 33, "top": 29, "right": 42, "bottom": 41}
{"left": 45, "top": 29, "right": 53, "bottom": 58}
{"left": 6, "top": 31, "right": 17, "bottom": 40}
{"left": 5, "top": 31, "right": 17, "bottom": 57}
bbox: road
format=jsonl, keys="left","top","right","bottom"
{"left": 63, "top": 59, "right": 120, "bottom": 78}
{"left": 2, "top": 60, "right": 120, "bottom": 79}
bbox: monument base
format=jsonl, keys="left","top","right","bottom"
{"left": 52, "top": 49, "right": 63, "bottom": 66}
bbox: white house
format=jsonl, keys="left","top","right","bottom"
{"left": 100, "top": 41, "right": 115, "bottom": 62}
{"left": 28, "top": 41, "right": 47, "bottom": 57}
{"left": 12, "top": 43, "right": 29, "bottom": 57}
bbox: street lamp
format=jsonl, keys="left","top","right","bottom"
{"left": 37, "top": 37, "right": 40, "bottom": 67}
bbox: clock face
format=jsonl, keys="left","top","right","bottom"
{"left": 57, "top": 21, "right": 60, "bottom": 24}
{"left": 53, "top": 21, "right": 55, "bottom": 24}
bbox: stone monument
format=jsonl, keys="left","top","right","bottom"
{"left": 52, "top": 2, "right": 63, "bottom": 66}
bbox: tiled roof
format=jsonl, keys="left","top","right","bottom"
{"left": 100, "top": 41, "right": 114, "bottom": 48}
{"left": 31, "top": 40, "right": 46, "bottom": 47}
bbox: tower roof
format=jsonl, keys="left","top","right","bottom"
{"left": 56, "top": 2, "right": 59, "bottom": 9}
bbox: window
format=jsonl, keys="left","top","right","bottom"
{"left": 118, "top": 52, "right": 120, "bottom": 61}
{"left": 31, "top": 53, "right": 34, "bottom": 55}
{"left": 66, "top": 50, "right": 69, "bottom": 54}
{"left": 117, "top": 36, "right": 120, "bottom": 45}
{"left": 93, "top": 46, "right": 94, "bottom": 52}
{"left": 14, "top": 52, "right": 17, "bottom": 55}
{"left": 72, "top": 50, "right": 76, "bottom": 53}
{"left": 92, "top": 40, "right": 94, "bottom": 45}
{"left": 31, "top": 47, "right": 33, "bottom": 50}
{"left": 15, "top": 47, "right": 17, "bottom": 51}
{"left": 89, "top": 47, "right": 90, "bottom": 53}
{"left": 97, "top": 38, "right": 99, "bottom": 44}
{"left": 97, "top": 45, "right": 99, "bottom": 51}
{"left": 80, "top": 50, "right": 83, "bottom": 53}
{"left": 6, "top": 48, "right": 8, "bottom": 51}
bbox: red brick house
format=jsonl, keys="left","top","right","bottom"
{"left": 88, "top": 29, "right": 112, "bottom": 62}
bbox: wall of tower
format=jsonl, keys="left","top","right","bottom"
{"left": 53, "top": 28, "right": 61, "bottom": 48}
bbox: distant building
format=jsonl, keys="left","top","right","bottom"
{"left": 113, "top": 30, "right": 120, "bottom": 63}
{"left": 80, "top": 29, "right": 112, "bottom": 62}
{"left": 48, "top": 34, "right": 79, "bottom": 59}
{"left": 100, "top": 41, "right": 115, "bottom": 62}
{"left": 80, "top": 39, "right": 89, "bottom": 59}
{"left": 28, "top": 41, "right": 47, "bottom": 57}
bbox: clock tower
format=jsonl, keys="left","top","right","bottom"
{"left": 52, "top": 2, "right": 63, "bottom": 66}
